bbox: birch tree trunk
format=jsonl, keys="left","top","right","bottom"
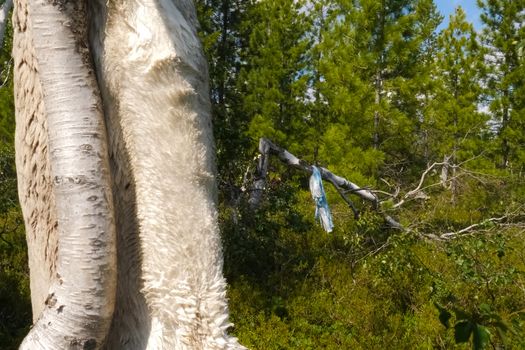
{"left": 89, "top": 1, "right": 243, "bottom": 348}
{"left": 14, "top": 0, "right": 242, "bottom": 349}
{"left": 14, "top": 0, "right": 117, "bottom": 348}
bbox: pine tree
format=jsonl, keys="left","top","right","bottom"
{"left": 196, "top": 0, "right": 254, "bottom": 203}
{"left": 240, "top": 0, "right": 311, "bottom": 151}
{"left": 310, "top": 0, "right": 441, "bottom": 182}
{"left": 301, "top": 0, "right": 332, "bottom": 164}
{"left": 422, "top": 7, "right": 488, "bottom": 199}
{"left": 429, "top": 7, "right": 487, "bottom": 164}
{"left": 478, "top": 0, "right": 525, "bottom": 168}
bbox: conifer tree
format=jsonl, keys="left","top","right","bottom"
{"left": 429, "top": 7, "right": 487, "bottom": 165}
{"left": 311, "top": 0, "right": 441, "bottom": 182}
{"left": 196, "top": 0, "right": 254, "bottom": 202}
{"left": 478, "top": 0, "right": 525, "bottom": 168}
{"left": 302, "top": 0, "right": 333, "bottom": 164}
{"left": 240, "top": 0, "right": 311, "bottom": 152}
{"left": 422, "top": 7, "right": 488, "bottom": 199}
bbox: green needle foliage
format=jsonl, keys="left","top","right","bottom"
{"left": 431, "top": 7, "right": 488, "bottom": 163}
{"left": 478, "top": 0, "right": 525, "bottom": 169}
{"left": 197, "top": 0, "right": 525, "bottom": 348}
{"left": 241, "top": 0, "right": 311, "bottom": 150}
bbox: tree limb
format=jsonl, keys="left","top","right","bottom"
{"left": 250, "top": 138, "right": 403, "bottom": 229}
{"left": 328, "top": 179, "right": 359, "bottom": 219}
{"left": 392, "top": 161, "right": 448, "bottom": 209}
{"left": 392, "top": 154, "right": 492, "bottom": 209}
{"left": 419, "top": 212, "right": 525, "bottom": 241}
{"left": 439, "top": 216, "right": 508, "bottom": 239}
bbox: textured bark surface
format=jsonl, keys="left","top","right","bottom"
{"left": 14, "top": 0, "right": 117, "bottom": 348}
{"left": 15, "top": 0, "right": 242, "bottom": 348}
{"left": 13, "top": 0, "right": 58, "bottom": 320}
{"left": 89, "top": 1, "right": 243, "bottom": 348}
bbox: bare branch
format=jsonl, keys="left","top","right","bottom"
{"left": 405, "top": 161, "right": 447, "bottom": 198}
{"left": 356, "top": 241, "right": 391, "bottom": 263}
{"left": 0, "top": 57, "right": 12, "bottom": 88}
{"left": 424, "top": 208, "right": 524, "bottom": 241}
{"left": 250, "top": 138, "right": 403, "bottom": 229}
{"left": 249, "top": 139, "right": 272, "bottom": 208}
{"left": 372, "top": 189, "right": 397, "bottom": 197}
{"left": 439, "top": 216, "right": 508, "bottom": 239}
{"left": 392, "top": 153, "right": 489, "bottom": 209}
{"left": 327, "top": 178, "right": 359, "bottom": 219}
{"left": 391, "top": 161, "right": 447, "bottom": 209}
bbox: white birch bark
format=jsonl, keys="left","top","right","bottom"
{"left": 89, "top": 1, "right": 243, "bottom": 348}
{"left": 14, "top": 0, "right": 117, "bottom": 348}
{"left": 14, "top": 0, "right": 242, "bottom": 348}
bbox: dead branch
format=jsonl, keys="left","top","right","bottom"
{"left": 439, "top": 216, "right": 508, "bottom": 240}
{"left": 422, "top": 209, "right": 524, "bottom": 241}
{"left": 250, "top": 138, "right": 403, "bottom": 229}
{"left": 391, "top": 154, "right": 490, "bottom": 209}
{"left": 0, "top": 57, "right": 12, "bottom": 88}
{"left": 327, "top": 179, "right": 359, "bottom": 219}
{"left": 392, "top": 161, "right": 448, "bottom": 209}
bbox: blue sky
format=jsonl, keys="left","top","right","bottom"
{"left": 435, "top": 0, "right": 482, "bottom": 31}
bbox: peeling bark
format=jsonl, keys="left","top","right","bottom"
{"left": 89, "top": 1, "right": 243, "bottom": 348}
{"left": 15, "top": 1, "right": 243, "bottom": 348}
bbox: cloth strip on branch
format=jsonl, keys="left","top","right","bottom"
{"left": 250, "top": 138, "right": 403, "bottom": 230}
{"left": 309, "top": 166, "right": 334, "bottom": 232}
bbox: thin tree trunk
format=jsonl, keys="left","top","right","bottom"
{"left": 451, "top": 73, "right": 459, "bottom": 202}
{"left": 218, "top": 0, "right": 229, "bottom": 105}
{"left": 373, "top": 4, "right": 386, "bottom": 150}
{"left": 374, "top": 71, "right": 381, "bottom": 149}
{"left": 501, "top": 89, "right": 510, "bottom": 168}
{"left": 15, "top": 0, "right": 117, "bottom": 348}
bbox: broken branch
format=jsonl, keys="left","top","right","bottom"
{"left": 249, "top": 138, "right": 403, "bottom": 229}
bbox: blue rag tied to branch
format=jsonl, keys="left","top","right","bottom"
{"left": 309, "top": 166, "right": 334, "bottom": 233}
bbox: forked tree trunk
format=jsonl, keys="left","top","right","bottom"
{"left": 14, "top": 0, "right": 242, "bottom": 349}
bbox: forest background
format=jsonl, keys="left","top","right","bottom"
{"left": 0, "top": 0, "right": 524, "bottom": 349}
